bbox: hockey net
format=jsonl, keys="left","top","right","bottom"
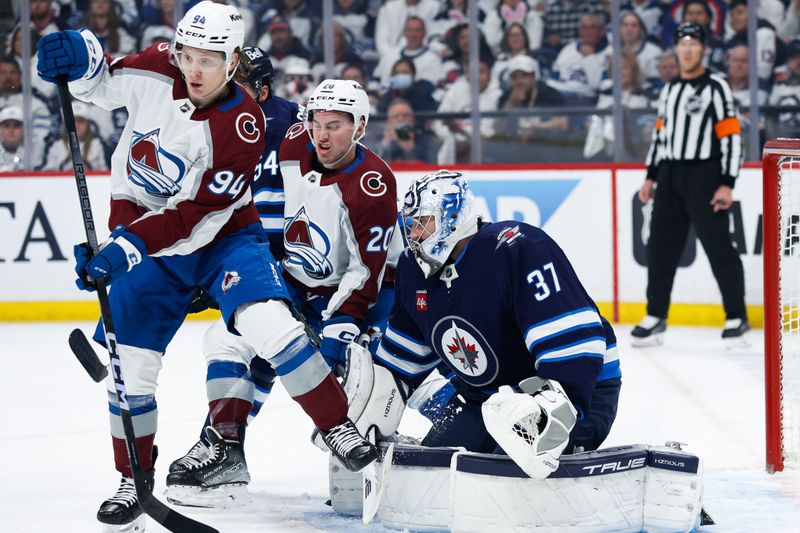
{"left": 763, "top": 139, "right": 800, "bottom": 472}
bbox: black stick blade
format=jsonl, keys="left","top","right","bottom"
{"left": 68, "top": 328, "right": 108, "bottom": 383}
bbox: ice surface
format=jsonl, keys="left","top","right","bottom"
{"left": 1, "top": 322, "right": 798, "bottom": 532}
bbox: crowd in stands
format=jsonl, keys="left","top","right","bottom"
{"left": 2, "top": 0, "right": 800, "bottom": 171}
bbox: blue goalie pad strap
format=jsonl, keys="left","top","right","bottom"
{"left": 648, "top": 449, "right": 700, "bottom": 474}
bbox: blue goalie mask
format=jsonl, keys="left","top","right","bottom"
{"left": 402, "top": 170, "right": 481, "bottom": 278}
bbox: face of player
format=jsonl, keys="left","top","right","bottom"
{"left": 406, "top": 215, "right": 437, "bottom": 246}
{"left": 309, "top": 110, "right": 365, "bottom": 169}
{"left": 176, "top": 45, "right": 235, "bottom": 107}
{"left": 675, "top": 37, "right": 705, "bottom": 77}
{"left": 0, "top": 121, "right": 23, "bottom": 149}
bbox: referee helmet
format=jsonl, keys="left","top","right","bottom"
{"left": 674, "top": 22, "right": 706, "bottom": 44}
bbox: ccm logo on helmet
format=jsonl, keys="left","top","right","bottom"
{"left": 236, "top": 113, "right": 261, "bottom": 144}
{"left": 360, "top": 171, "right": 387, "bottom": 197}
{"left": 184, "top": 31, "right": 206, "bottom": 38}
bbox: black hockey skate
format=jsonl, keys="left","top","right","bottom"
{"left": 631, "top": 315, "right": 667, "bottom": 346}
{"left": 96, "top": 467, "right": 154, "bottom": 532}
{"left": 168, "top": 439, "right": 210, "bottom": 474}
{"left": 164, "top": 427, "right": 250, "bottom": 508}
{"left": 722, "top": 318, "right": 751, "bottom": 348}
{"left": 320, "top": 418, "right": 378, "bottom": 472}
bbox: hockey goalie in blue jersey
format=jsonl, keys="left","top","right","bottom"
{"left": 375, "top": 170, "right": 622, "bottom": 477}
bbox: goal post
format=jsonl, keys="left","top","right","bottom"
{"left": 762, "top": 139, "right": 800, "bottom": 473}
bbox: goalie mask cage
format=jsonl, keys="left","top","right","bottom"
{"left": 763, "top": 139, "right": 800, "bottom": 473}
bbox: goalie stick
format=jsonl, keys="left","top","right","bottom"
{"left": 57, "top": 79, "right": 218, "bottom": 533}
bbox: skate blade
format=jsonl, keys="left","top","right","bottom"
{"left": 164, "top": 483, "right": 251, "bottom": 509}
{"left": 631, "top": 333, "right": 664, "bottom": 348}
{"left": 101, "top": 515, "right": 145, "bottom": 532}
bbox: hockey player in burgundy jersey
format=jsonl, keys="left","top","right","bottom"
{"left": 165, "top": 78, "right": 402, "bottom": 507}
{"left": 37, "top": 2, "right": 376, "bottom": 529}
{"left": 375, "top": 170, "right": 622, "bottom": 479}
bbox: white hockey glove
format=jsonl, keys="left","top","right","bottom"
{"left": 482, "top": 377, "right": 577, "bottom": 479}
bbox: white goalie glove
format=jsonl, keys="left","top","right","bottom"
{"left": 482, "top": 377, "right": 577, "bottom": 479}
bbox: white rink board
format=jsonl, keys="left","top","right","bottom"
{"left": 0, "top": 170, "right": 615, "bottom": 303}
{"left": 616, "top": 167, "right": 763, "bottom": 306}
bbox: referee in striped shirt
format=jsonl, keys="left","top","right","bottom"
{"left": 632, "top": 22, "right": 749, "bottom": 343}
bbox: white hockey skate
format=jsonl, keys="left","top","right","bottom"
{"left": 722, "top": 318, "right": 751, "bottom": 349}
{"left": 631, "top": 315, "right": 666, "bottom": 347}
{"left": 164, "top": 427, "right": 251, "bottom": 509}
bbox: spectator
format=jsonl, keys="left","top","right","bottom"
{"left": 373, "top": 16, "right": 444, "bottom": 88}
{"left": 259, "top": 15, "right": 312, "bottom": 74}
{"left": 277, "top": 57, "right": 315, "bottom": 104}
{"left": 440, "top": 23, "right": 494, "bottom": 86}
{"left": 769, "top": 39, "right": 800, "bottom": 137}
{"left": 80, "top": 0, "right": 136, "bottom": 56}
{"left": 492, "top": 22, "right": 534, "bottom": 87}
{"left": 777, "top": 0, "right": 800, "bottom": 40}
{"left": 432, "top": 57, "right": 502, "bottom": 163}
{"left": 645, "top": 50, "right": 679, "bottom": 103}
{"left": 140, "top": 0, "right": 181, "bottom": 27}
{"left": 585, "top": 51, "right": 651, "bottom": 160}
{"left": 374, "top": 0, "right": 440, "bottom": 55}
{"left": 41, "top": 101, "right": 108, "bottom": 171}
{"left": 550, "top": 12, "right": 612, "bottom": 101}
{"left": 495, "top": 54, "right": 568, "bottom": 142}
{"left": 483, "top": 0, "right": 544, "bottom": 53}
{"left": 309, "top": 22, "right": 361, "bottom": 82}
{"left": 724, "top": 0, "right": 783, "bottom": 85}
{"left": 261, "top": 0, "right": 318, "bottom": 48}
{"left": 662, "top": 0, "right": 727, "bottom": 45}
{"left": 620, "top": 10, "right": 662, "bottom": 80}
{"left": 0, "top": 106, "right": 42, "bottom": 171}
{"left": 6, "top": 25, "right": 55, "bottom": 101}
{"left": 333, "top": 0, "right": 373, "bottom": 47}
{"left": 429, "top": 0, "right": 486, "bottom": 43}
{"left": 341, "top": 62, "right": 381, "bottom": 111}
{"left": 0, "top": 56, "right": 55, "bottom": 144}
{"left": 621, "top": 0, "right": 664, "bottom": 39}
{"left": 376, "top": 57, "right": 438, "bottom": 113}
{"left": 375, "top": 97, "right": 438, "bottom": 163}
{"left": 727, "top": 44, "right": 768, "bottom": 109}
{"left": 542, "top": 0, "right": 604, "bottom": 46}
{"left": 682, "top": 0, "right": 725, "bottom": 73}
{"left": 139, "top": 24, "right": 173, "bottom": 48}
{"left": 532, "top": 28, "right": 567, "bottom": 80}
{"left": 28, "top": 0, "right": 64, "bottom": 36}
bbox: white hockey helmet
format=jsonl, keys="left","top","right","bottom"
{"left": 402, "top": 170, "right": 481, "bottom": 278}
{"left": 172, "top": 1, "right": 245, "bottom": 69}
{"left": 305, "top": 79, "right": 370, "bottom": 140}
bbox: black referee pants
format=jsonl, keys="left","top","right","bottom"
{"left": 646, "top": 159, "right": 747, "bottom": 320}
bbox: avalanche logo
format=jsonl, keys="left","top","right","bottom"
{"left": 127, "top": 128, "right": 186, "bottom": 197}
{"left": 221, "top": 271, "right": 241, "bottom": 293}
{"left": 236, "top": 113, "right": 261, "bottom": 144}
{"left": 432, "top": 316, "right": 499, "bottom": 386}
{"left": 283, "top": 207, "right": 334, "bottom": 280}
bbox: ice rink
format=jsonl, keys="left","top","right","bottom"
{"left": 2, "top": 321, "right": 799, "bottom": 532}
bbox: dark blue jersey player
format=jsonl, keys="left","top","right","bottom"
{"left": 375, "top": 170, "right": 621, "bottom": 476}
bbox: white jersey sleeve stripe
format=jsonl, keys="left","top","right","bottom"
{"left": 533, "top": 337, "right": 606, "bottom": 369}
{"left": 385, "top": 325, "right": 433, "bottom": 356}
{"left": 524, "top": 307, "right": 601, "bottom": 350}
{"left": 375, "top": 343, "right": 440, "bottom": 376}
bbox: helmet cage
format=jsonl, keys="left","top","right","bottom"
{"left": 401, "top": 170, "right": 479, "bottom": 277}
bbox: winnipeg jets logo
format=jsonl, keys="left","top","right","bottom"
{"left": 283, "top": 207, "right": 334, "bottom": 280}
{"left": 432, "top": 316, "right": 499, "bottom": 386}
{"left": 222, "top": 271, "right": 241, "bottom": 293}
{"left": 495, "top": 225, "right": 522, "bottom": 249}
{"left": 127, "top": 128, "right": 187, "bottom": 197}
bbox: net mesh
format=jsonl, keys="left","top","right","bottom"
{"left": 777, "top": 156, "right": 800, "bottom": 468}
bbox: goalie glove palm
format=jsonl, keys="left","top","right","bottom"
{"left": 482, "top": 379, "right": 577, "bottom": 479}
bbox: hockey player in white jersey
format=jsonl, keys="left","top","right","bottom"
{"left": 165, "top": 78, "right": 402, "bottom": 507}
{"left": 36, "top": 2, "right": 377, "bottom": 530}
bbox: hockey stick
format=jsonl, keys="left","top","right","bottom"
{"left": 362, "top": 438, "right": 394, "bottom": 524}
{"left": 68, "top": 328, "right": 108, "bottom": 382}
{"left": 57, "top": 79, "right": 218, "bottom": 533}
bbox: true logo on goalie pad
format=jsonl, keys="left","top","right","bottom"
{"left": 432, "top": 316, "right": 499, "bottom": 386}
